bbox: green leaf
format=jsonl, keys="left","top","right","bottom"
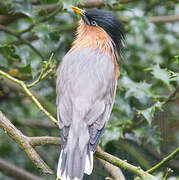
{"left": 101, "top": 126, "right": 123, "bottom": 146}
{"left": 130, "top": 17, "right": 149, "bottom": 35}
{"left": 32, "top": 23, "right": 51, "bottom": 41}
{"left": 0, "top": 1, "right": 13, "bottom": 15}
{"left": 137, "top": 101, "right": 163, "bottom": 125}
{"left": 147, "top": 64, "right": 171, "bottom": 88}
{"left": 12, "top": 0, "right": 39, "bottom": 18}
{"left": 133, "top": 125, "right": 161, "bottom": 152}
{"left": 168, "top": 70, "right": 179, "bottom": 85}
{"left": 15, "top": 46, "right": 31, "bottom": 65}
{"left": 0, "top": 54, "right": 7, "bottom": 67}
{"left": 168, "top": 71, "right": 179, "bottom": 79}
{"left": 0, "top": 44, "right": 19, "bottom": 64}
{"left": 120, "top": 76, "right": 154, "bottom": 104}
{"left": 19, "top": 64, "right": 31, "bottom": 74}
{"left": 104, "top": 0, "right": 117, "bottom": 6}
{"left": 30, "top": 59, "right": 41, "bottom": 78}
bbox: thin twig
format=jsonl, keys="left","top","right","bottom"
{"left": 144, "top": 144, "right": 179, "bottom": 172}
{"left": 164, "top": 86, "right": 179, "bottom": 105}
{"left": 163, "top": 168, "right": 173, "bottom": 180}
{"left": 27, "top": 53, "right": 55, "bottom": 88}
{"left": 147, "top": 147, "right": 179, "bottom": 174}
{"left": 0, "top": 70, "right": 57, "bottom": 125}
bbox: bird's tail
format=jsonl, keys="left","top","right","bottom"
{"left": 57, "top": 141, "right": 93, "bottom": 180}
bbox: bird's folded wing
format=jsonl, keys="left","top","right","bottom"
{"left": 56, "top": 48, "right": 115, "bottom": 151}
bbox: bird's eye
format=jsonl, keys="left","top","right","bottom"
{"left": 91, "top": 21, "right": 97, "bottom": 26}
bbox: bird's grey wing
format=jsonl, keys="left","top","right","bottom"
{"left": 87, "top": 103, "right": 113, "bottom": 151}
{"left": 56, "top": 48, "right": 115, "bottom": 151}
{"left": 86, "top": 79, "right": 115, "bottom": 151}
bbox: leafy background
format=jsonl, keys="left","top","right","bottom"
{"left": 0, "top": 0, "right": 179, "bottom": 179}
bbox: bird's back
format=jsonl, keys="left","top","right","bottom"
{"left": 57, "top": 48, "right": 115, "bottom": 100}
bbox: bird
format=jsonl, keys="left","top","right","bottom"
{"left": 56, "top": 6, "right": 125, "bottom": 180}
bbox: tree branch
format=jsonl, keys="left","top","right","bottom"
{"left": 0, "top": 24, "right": 44, "bottom": 60}
{"left": 0, "top": 69, "right": 57, "bottom": 125}
{"left": 144, "top": 144, "right": 179, "bottom": 172}
{"left": 29, "top": 136, "right": 60, "bottom": 147}
{"left": 33, "top": 3, "right": 62, "bottom": 14}
{"left": 0, "top": 111, "right": 53, "bottom": 174}
{"left": 4, "top": 108, "right": 176, "bottom": 179}
{"left": 0, "top": 14, "right": 24, "bottom": 25}
{"left": 147, "top": 147, "right": 179, "bottom": 174}
{"left": 98, "top": 158, "right": 126, "bottom": 180}
{"left": 95, "top": 147, "right": 154, "bottom": 180}
{"left": 150, "top": 15, "right": 179, "bottom": 23}
{"left": 0, "top": 111, "right": 154, "bottom": 179}
{"left": 28, "top": 136, "right": 155, "bottom": 179}
{"left": 0, "top": 158, "right": 44, "bottom": 180}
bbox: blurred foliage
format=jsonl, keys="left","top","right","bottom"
{"left": 0, "top": 0, "right": 179, "bottom": 180}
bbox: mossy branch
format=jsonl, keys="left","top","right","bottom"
{"left": 95, "top": 147, "right": 154, "bottom": 180}
{"left": 0, "top": 111, "right": 154, "bottom": 178}
{"left": 0, "top": 111, "right": 53, "bottom": 174}
{"left": 29, "top": 135, "right": 155, "bottom": 179}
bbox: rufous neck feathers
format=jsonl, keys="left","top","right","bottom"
{"left": 70, "top": 19, "right": 115, "bottom": 57}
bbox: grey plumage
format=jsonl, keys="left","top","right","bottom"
{"left": 56, "top": 48, "right": 115, "bottom": 180}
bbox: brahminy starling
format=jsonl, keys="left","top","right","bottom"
{"left": 56, "top": 6, "right": 125, "bottom": 180}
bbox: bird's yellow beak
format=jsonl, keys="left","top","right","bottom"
{"left": 70, "top": 6, "right": 84, "bottom": 15}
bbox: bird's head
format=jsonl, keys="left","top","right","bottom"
{"left": 71, "top": 6, "right": 125, "bottom": 57}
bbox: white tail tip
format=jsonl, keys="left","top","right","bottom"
{"left": 84, "top": 151, "right": 93, "bottom": 175}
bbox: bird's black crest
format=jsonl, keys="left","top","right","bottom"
{"left": 84, "top": 9, "right": 125, "bottom": 57}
